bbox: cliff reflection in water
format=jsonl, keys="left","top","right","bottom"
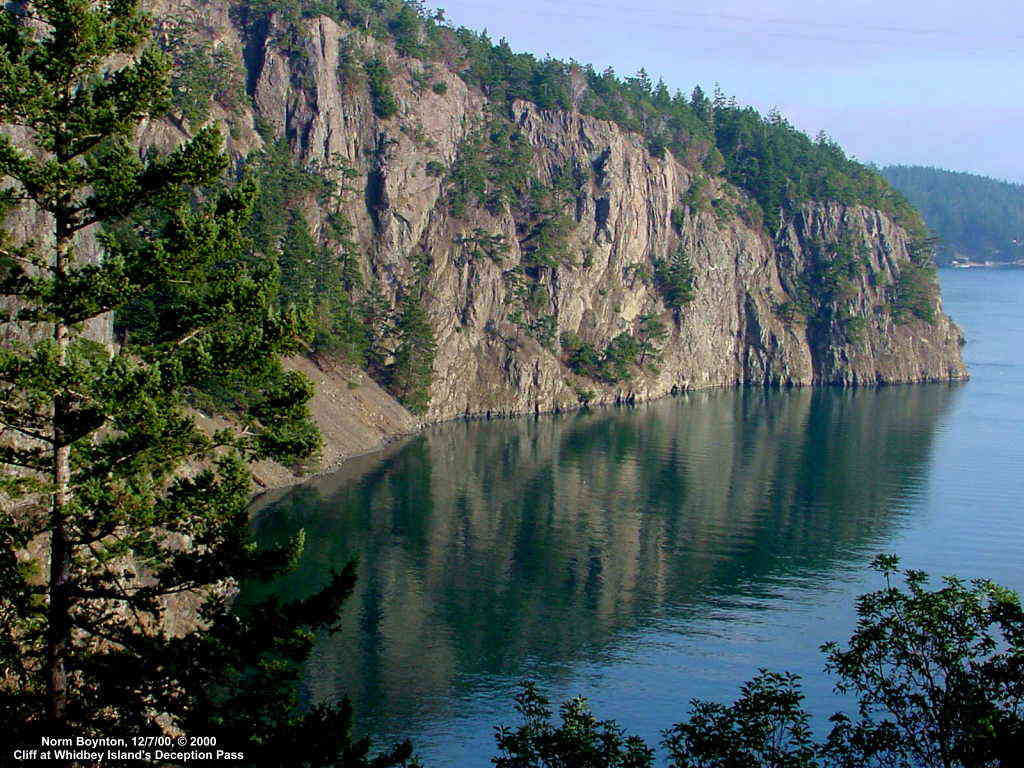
{"left": 247, "top": 384, "right": 958, "bottom": 741}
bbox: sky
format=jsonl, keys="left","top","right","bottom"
{"left": 437, "top": 0, "right": 1024, "bottom": 183}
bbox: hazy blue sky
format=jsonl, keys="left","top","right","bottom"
{"left": 438, "top": 0, "right": 1023, "bottom": 182}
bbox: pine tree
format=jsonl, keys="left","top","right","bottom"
{"left": 653, "top": 246, "right": 697, "bottom": 315}
{"left": 279, "top": 210, "right": 319, "bottom": 306}
{"left": 635, "top": 314, "right": 667, "bottom": 366}
{"left": 0, "top": 3, "right": 414, "bottom": 763}
{"left": 691, "top": 84, "right": 712, "bottom": 129}
{"left": 388, "top": 292, "right": 436, "bottom": 415}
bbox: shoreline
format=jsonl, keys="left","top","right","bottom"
{"left": 251, "top": 374, "right": 972, "bottom": 499}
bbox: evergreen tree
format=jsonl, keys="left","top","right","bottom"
{"left": 652, "top": 79, "right": 671, "bottom": 109}
{"left": 358, "top": 279, "right": 394, "bottom": 373}
{"left": 280, "top": 211, "right": 319, "bottom": 306}
{"left": 0, "top": 2, "right": 414, "bottom": 763}
{"left": 313, "top": 216, "right": 368, "bottom": 363}
{"left": 389, "top": 2, "right": 424, "bottom": 58}
{"left": 324, "top": 210, "right": 364, "bottom": 295}
{"left": 387, "top": 292, "right": 436, "bottom": 415}
{"left": 635, "top": 314, "right": 668, "bottom": 366}
{"left": 690, "top": 85, "right": 710, "bottom": 122}
{"left": 602, "top": 333, "right": 641, "bottom": 382}
{"left": 654, "top": 246, "right": 697, "bottom": 314}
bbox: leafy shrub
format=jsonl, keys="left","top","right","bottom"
{"left": 528, "top": 315, "right": 558, "bottom": 349}
{"left": 572, "top": 385, "right": 596, "bottom": 406}
{"left": 494, "top": 683, "right": 654, "bottom": 768}
{"left": 682, "top": 176, "right": 709, "bottom": 212}
{"left": 455, "top": 230, "right": 508, "bottom": 263}
{"left": 843, "top": 315, "right": 868, "bottom": 344}
{"left": 623, "top": 263, "right": 652, "bottom": 284}
{"left": 409, "top": 67, "right": 432, "bottom": 93}
{"left": 663, "top": 671, "right": 816, "bottom": 768}
{"left": 524, "top": 215, "right": 574, "bottom": 269}
{"left": 711, "top": 196, "right": 735, "bottom": 222}
{"left": 646, "top": 134, "right": 668, "bottom": 159}
{"left": 495, "top": 556, "right": 1024, "bottom": 768}
{"left": 336, "top": 37, "right": 362, "bottom": 85}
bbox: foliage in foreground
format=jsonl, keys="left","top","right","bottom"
{"left": 492, "top": 557, "right": 1024, "bottom": 768}
{"left": 0, "top": 1, "right": 412, "bottom": 764}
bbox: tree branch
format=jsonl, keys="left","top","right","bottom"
{"left": 0, "top": 422, "right": 54, "bottom": 444}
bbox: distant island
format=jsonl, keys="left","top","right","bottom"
{"left": 881, "top": 165, "right": 1024, "bottom": 267}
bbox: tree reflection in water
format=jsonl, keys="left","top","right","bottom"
{"left": 245, "top": 384, "right": 958, "bottom": 756}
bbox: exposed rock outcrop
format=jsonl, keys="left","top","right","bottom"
{"left": 4, "top": 1, "right": 968, "bottom": 470}
{"left": 231, "top": 9, "right": 965, "bottom": 426}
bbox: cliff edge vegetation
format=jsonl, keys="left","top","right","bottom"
{"left": 5, "top": 0, "right": 968, "bottom": 466}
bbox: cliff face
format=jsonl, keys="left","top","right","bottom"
{"left": 7, "top": 1, "right": 968, "bottom": 438}
{"left": 228, "top": 7, "right": 966, "bottom": 423}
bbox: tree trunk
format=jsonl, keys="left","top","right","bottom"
{"left": 45, "top": 212, "right": 72, "bottom": 728}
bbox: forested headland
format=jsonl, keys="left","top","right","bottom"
{"left": 881, "top": 165, "right": 1024, "bottom": 265}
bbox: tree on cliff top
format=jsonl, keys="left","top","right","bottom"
{"left": 0, "top": 2, "right": 413, "bottom": 763}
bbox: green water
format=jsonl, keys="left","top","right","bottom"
{"left": 249, "top": 268, "right": 1024, "bottom": 765}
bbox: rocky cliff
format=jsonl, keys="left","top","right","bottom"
{"left": 10, "top": 1, "right": 970, "bottom": 455}
{"left": 222, "top": 3, "right": 965, "bottom": 422}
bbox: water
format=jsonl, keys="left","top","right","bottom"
{"left": 248, "top": 267, "right": 1024, "bottom": 765}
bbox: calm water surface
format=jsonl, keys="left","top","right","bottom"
{"left": 249, "top": 268, "right": 1024, "bottom": 765}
